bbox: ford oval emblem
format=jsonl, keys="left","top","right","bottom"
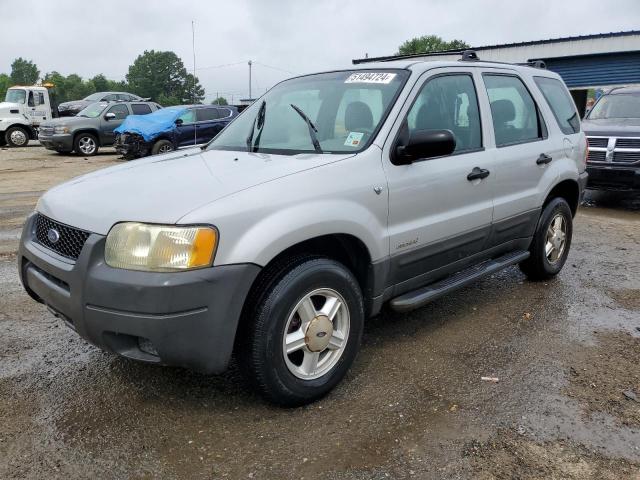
{"left": 316, "top": 331, "right": 327, "bottom": 338}
{"left": 47, "top": 228, "right": 61, "bottom": 244}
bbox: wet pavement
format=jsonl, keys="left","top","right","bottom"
{"left": 1, "top": 146, "right": 639, "bottom": 479}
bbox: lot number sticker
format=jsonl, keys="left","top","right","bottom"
{"left": 344, "top": 131, "right": 364, "bottom": 147}
{"left": 345, "top": 72, "right": 397, "bottom": 84}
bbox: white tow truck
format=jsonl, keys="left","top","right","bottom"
{"left": 0, "top": 84, "right": 55, "bottom": 147}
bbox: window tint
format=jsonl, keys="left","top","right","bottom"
{"left": 196, "top": 107, "right": 220, "bottom": 122}
{"left": 28, "top": 91, "right": 35, "bottom": 107}
{"left": 106, "top": 104, "right": 129, "bottom": 120}
{"left": 217, "top": 108, "right": 232, "bottom": 118}
{"left": 38, "top": 92, "right": 45, "bottom": 105}
{"left": 131, "top": 103, "right": 152, "bottom": 115}
{"left": 178, "top": 109, "right": 196, "bottom": 123}
{"left": 484, "top": 75, "right": 543, "bottom": 146}
{"left": 103, "top": 94, "right": 118, "bottom": 101}
{"left": 116, "top": 94, "right": 130, "bottom": 101}
{"left": 534, "top": 77, "right": 579, "bottom": 134}
{"left": 406, "top": 74, "right": 482, "bottom": 153}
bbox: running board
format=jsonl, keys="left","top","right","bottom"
{"left": 389, "top": 250, "right": 530, "bottom": 312}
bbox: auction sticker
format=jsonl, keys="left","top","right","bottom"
{"left": 345, "top": 131, "right": 364, "bottom": 147}
{"left": 345, "top": 72, "right": 397, "bottom": 84}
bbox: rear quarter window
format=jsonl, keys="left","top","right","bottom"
{"left": 131, "top": 103, "right": 152, "bottom": 115}
{"left": 534, "top": 76, "right": 580, "bottom": 134}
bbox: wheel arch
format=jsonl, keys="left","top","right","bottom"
{"left": 5, "top": 123, "right": 37, "bottom": 139}
{"left": 543, "top": 179, "right": 580, "bottom": 217}
{"left": 73, "top": 129, "right": 101, "bottom": 146}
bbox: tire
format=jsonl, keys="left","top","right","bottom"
{"left": 5, "top": 126, "right": 30, "bottom": 147}
{"left": 151, "top": 139, "right": 174, "bottom": 155}
{"left": 73, "top": 133, "right": 99, "bottom": 156}
{"left": 519, "top": 197, "right": 573, "bottom": 280}
{"left": 0, "top": 136, "right": 6, "bottom": 146}
{"left": 238, "top": 256, "right": 364, "bottom": 406}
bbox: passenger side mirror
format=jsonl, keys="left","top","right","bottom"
{"left": 175, "top": 118, "right": 183, "bottom": 126}
{"left": 393, "top": 129, "right": 456, "bottom": 165}
{"left": 104, "top": 112, "right": 116, "bottom": 121}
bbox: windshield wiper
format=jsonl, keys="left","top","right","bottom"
{"left": 290, "top": 104, "right": 323, "bottom": 153}
{"left": 246, "top": 100, "right": 266, "bottom": 152}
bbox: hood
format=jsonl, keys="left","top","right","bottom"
{"left": 582, "top": 117, "right": 640, "bottom": 136}
{"left": 40, "top": 115, "right": 97, "bottom": 128}
{"left": 37, "top": 148, "right": 355, "bottom": 235}
{"left": 59, "top": 100, "right": 88, "bottom": 108}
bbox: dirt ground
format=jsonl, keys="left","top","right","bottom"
{"left": 1, "top": 144, "right": 639, "bottom": 479}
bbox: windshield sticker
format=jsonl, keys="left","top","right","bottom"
{"left": 345, "top": 72, "right": 397, "bottom": 84}
{"left": 344, "top": 131, "right": 364, "bottom": 147}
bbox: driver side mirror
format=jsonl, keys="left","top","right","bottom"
{"left": 104, "top": 112, "right": 116, "bottom": 121}
{"left": 393, "top": 129, "right": 456, "bottom": 165}
{"left": 175, "top": 118, "right": 184, "bottom": 126}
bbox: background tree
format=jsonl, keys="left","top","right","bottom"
{"left": 397, "top": 35, "right": 469, "bottom": 55}
{"left": 211, "top": 96, "right": 228, "bottom": 105}
{"left": 10, "top": 58, "right": 40, "bottom": 85}
{"left": 126, "top": 50, "right": 204, "bottom": 105}
{"left": 91, "top": 74, "right": 109, "bottom": 92}
{"left": 0, "top": 73, "right": 11, "bottom": 100}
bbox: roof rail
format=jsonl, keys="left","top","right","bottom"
{"left": 460, "top": 50, "right": 479, "bottom": 61}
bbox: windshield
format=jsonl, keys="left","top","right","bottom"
{"left": 84, "top": 92, "right": 105, "bottom": 101}
{"left": 588, "top": 94, "right": 640, "bottom": 120}
{"left": 207, "top": 69, "right": 409, "bottom": 155}
{"left": 77, "top": 102, "right": 109, "bottom": 118}
{"left": 5, "top": 89, "right": 26, "bottom": 104}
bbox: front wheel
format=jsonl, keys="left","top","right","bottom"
{"left": 151, "top": 139, "right": 174, "bottom": 155}
{"left": 238, "top": 256, "right": 364, "bottom": 406}
{"left": 520, "top": 197, "right": 573, "bottom": 280}
{"left": 74, "top": 133, "right": 99, "bottom": 156}
{"left": 5, "top": 126, "right": 30, "bottom": 147}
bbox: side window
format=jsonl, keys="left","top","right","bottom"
{"left": 483, "top": 74, "right": 543, "bottom": 146}
{"left": 103, "top": 94, "right": 118, "bottom": 101}
{"left": 131, "top": 103, "right": 152, "bottom": 115}
{"left": 38, "top": 92, "right": 45, "bottom": 105}
{"left": 178, "top": 109, "right": 196, "bottom": 124}
{"left": 116, "top": 94, "right": 130, "bottom": 101}
{"left": 106, "top": 104, "right": 129, "bottom": 120}
{"left": 405, "top": 74, "right": 482, "bottom": 153}
{"left": 534, "top": 76, "right": 580, "bottom": 134}
{"left": 217, "top": 108, "right": 232, "bottom": 119}
{"left": 196, "top": 107, "right": 220, "bottom": 122}
{"left": 28, "top": 91, "right": 35, "bottom": 107}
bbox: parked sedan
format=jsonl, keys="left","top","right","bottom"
{"left": 38, "top": 101, "right": 160, "bottom": 156}
{"left": 114, "top": 104, "right": 238, "bottom": 159}
{"left": 57, "top": 91, "right": 149, "bottom": 117}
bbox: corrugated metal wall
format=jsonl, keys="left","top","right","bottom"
{"left": 543, "top": 51, "right": 640, "bottom": 88}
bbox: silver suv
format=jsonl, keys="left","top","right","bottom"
{"left": 19, "top": 56, "right": 588, "bottom": 405}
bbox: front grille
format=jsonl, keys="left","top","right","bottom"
{"left": 34, "top": 214, "right": 91, "bottom": 260}
{"left": 613, "top": 151, "right": 640, "bottom": 163}
{"left": 39, "top": 126, "right": 54, "bottom": 137}
{"left": 615, "top": 138, "right": 640, "bottom": 149}
{"left": 587, "top": 150, "right": 606, "bottom": 163}
{"left": 587, "top": 137, "right": 608, "bottom": 148}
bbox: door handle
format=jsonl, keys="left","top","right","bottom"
{"left": 467, "top": 167, "right": 490, "bottom": 181}
{"left": 536, "top": 153, "right": 552, "bottom": 165}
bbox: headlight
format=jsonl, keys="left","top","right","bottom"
{"left": 53, "top": 126, "right": 69, "bottom": 134}
{"left": 105, "top": 223, "right": 217, "bottom": 272}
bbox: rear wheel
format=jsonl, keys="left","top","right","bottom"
{"left": 5, "top": 126, "right": 29, "bottom": 147}
{"left": 520, "top": 197, "right": 573, "bottom": 280}
{"left": 74, "top": 133, "right": 98, "bottom": 156}
{"left": 238, "top": 256, "right": 364, "bottom": 406}
{"left": 151, "top": 139, "right": 174, "bottom": 155}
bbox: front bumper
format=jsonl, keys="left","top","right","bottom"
{"left": 18, "top": 213, "right": 260, "bottom": 373}
{"left": 38, "top": 133, "right": 73, "bottom": 152}
{"left": 114, "top": 134, "right": 151, "bottom": 158}
{"left": 586, "top": 165, "right": 640, "bottom": 191}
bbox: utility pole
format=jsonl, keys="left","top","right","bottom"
{"left": 248, "top": 60, "right": 252, "bottom": 100}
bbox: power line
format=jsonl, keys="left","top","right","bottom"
{"left": 252, "top": 61, "right": 296, "bottom": 75}
{"left": 195, "top": 61, "right": 246, "bottom": 71}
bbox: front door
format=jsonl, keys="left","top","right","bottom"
{"left": 383, "top": 68, "right": 496, "bottom": 287}
{"left": 27, "top": 89, "right": 50, "bottom": 126}
{"left": 100, "top": 103, "right": 130, "bottom": 144}
{"left": 176, "top": 109, "right": 197, "bottom": 147}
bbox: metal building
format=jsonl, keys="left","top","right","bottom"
{"left": 353, "top": 31, "right": 640, "bottom": 116}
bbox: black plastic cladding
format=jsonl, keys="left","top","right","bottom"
{"left": 34, "top": 214, "right": 90, "bottom": 260}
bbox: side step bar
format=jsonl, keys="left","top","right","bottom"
{"left": 390, "top": 250, "right": 530, "bottom": 312}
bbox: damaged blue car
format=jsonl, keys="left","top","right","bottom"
{"left": 114, "top": 104, "right": 239, "bottom": 159}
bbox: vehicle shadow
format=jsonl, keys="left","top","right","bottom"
{"left": 583, "top": 189, "right": 640, "bottom": 211}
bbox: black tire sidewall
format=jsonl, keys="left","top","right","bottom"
{"left": 533, "top": 198, "right": 573, "bottom": 276}
{"left": 250, "top": 258, "right": 364, "bottom": 405}
{"left": 73, "top": 133, "right": 98, "bottom": 156}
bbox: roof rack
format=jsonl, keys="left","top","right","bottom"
{"left": 460, "top": 50, "right": 480, "bottom": 61}
{"left": 459, "top": 50, "right": 547, "bottom": 69}
{"left": 516, "top": 59, "right": 547, "bottom": 69}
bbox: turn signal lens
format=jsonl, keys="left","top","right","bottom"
{"left": 105, "top": 223, "right": 217, "bottom": 272}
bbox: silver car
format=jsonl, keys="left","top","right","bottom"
{"left": 19, "top": 56, "right": 587, "bottom": 405}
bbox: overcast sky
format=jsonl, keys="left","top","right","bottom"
{"left": 2, "top": 0, "right": 639, "bottom": 102}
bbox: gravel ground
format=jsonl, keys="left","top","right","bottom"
{"left": 1, "top": 144, "right": 639, "bottom": 479}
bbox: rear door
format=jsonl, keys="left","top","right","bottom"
{"left": 195, "top": 107, "right": 225, "bottom": 143}
{"left": 478, "top": 70, "right": 562, "bottom": 243}
{"left": 100, "top": 103, "right": 130, "bottom": 144}
{"left": 383, "top": 68, "right": 497, "bottom": 287}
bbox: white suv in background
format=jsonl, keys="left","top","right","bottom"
{"left": 19, "top": 54, "right": 588, "bottom": 405}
